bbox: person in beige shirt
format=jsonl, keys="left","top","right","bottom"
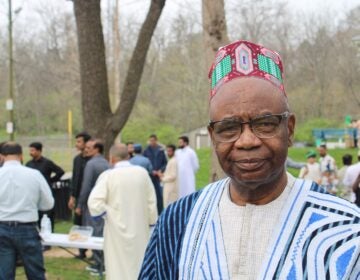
{"left": 160, "top": 144, "right": 178, "bottom": 208}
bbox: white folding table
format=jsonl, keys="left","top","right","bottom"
{"left": 41, "top": 233, "right": 103, "bottom": 250}
{"left": 41, "top": 233, "right": 104, "bottom": 278}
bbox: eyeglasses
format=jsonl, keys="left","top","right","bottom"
{"left": 208, "top": 112, "right": 290, "bottom": 143}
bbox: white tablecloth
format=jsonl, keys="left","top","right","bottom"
{"left": 41, "top": 233, "right": 103, "bottom": 250}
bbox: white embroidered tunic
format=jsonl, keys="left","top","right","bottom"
{"left": 219, "top": 174, "right": 296, "bottom": 279}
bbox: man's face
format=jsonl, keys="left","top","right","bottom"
{"left": 127, "top": 144, "right": 134, "bottom": 154}
{"left": 75, "top": 137, "right": 86, "bottom": 151}
{"left": 149, "top": 137, "right": 157, "bottom": 147}
{"left": 166, "top": 147, "right": 175, "bottom": 158}
{"left": 318, "top": 147, "right": 326, "bottom": 157}
{"left": 29, "top": 147, "right": 41, "bottom": 160}
{"left": 84, "top": 141, "right": 97, "bottom": 157}
{"left": 208, "top": 78, "right": 295, "bottom": 189}
{"left": 178, "top": 139, "right": 186, "bottom": 149}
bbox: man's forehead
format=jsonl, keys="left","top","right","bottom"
{"left": 86, "top": 141, "right": 95, "bottom": 146}
{"left": 211, "top": 77, "right": 284, "bottom": 104}
{"left": 209, "top": 77, "right": 288, "bottom": 119}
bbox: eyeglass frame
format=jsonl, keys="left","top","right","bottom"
{"left": 208, "top": 111, "right": 291, "bottom": 142}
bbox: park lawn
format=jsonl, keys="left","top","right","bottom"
{"left": 16, "top": 258, "right": 90, "bottom": 280}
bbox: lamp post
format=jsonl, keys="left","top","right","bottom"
{"left": 7, "top": 0, "right": 14, "bottom": 141}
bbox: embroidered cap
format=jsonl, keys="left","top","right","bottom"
{"left": 306, "top": 150, "right": 317, "bottom": 159}
{"left": 208, "top": 40, "right": 285, "bottom": 99}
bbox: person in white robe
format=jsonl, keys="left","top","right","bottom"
{"left": 88, "top": 144, "right": 158, "bottom": 280}
{"left": 175, "top": 136, "right": 199, "bottom": 198}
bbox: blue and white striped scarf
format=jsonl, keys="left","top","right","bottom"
{"left": 179, "top": 178, "right": 360, "bottom": 279}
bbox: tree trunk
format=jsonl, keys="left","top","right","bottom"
{"left": 202, "top": 0, "right": 229, "bottom": 182}
{"left": 73, "top": 0, "right": 166, "bottom": 154}
{"left": 73, "top": 0, "right": 112, "bottom": 137}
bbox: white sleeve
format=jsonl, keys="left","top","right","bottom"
{"left": 191, "top": 149, "right": 199, "bottom": 172}
{"left": 88, "top": 172, "right": 109, "bottom": 217}
{"left": 38, "top": 173, "right": 54, "bottom": 211}
{"left": 299, "top": 167, "right": 306, "bottom": 179}
{"left": 342, "top": 169, "right": 351, "bottom": 187}
{"left": 147, "top": 174, "right": 158, "bottom": 225}
{"left": 162, "top": 160, "right": 177, "bottom": 183}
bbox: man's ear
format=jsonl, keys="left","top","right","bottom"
{"left": 287, "top": 114, "right": 296, "bottom": 147}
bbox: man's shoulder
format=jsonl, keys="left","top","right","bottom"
{"left": 89, "top": 155, "right": 107, "bottom": 164}
{"left": 13, "top": 164, "right": 44, "bottom": 178}
{"left": 168, "top": 156, "right": 177, "bottom": 164}
{"left": 326, "top": 154, "right": 336, "bottom": 161}
{"left": 159, "top": 190, "right": 203, "bottom": 224}
{"left": 348, "top": 162, "right": 360, "bottom": 172}
{"left": 42, "top": 157, "right": 55, "bottom": 165}
{"left": 304, "top": 180, "right": 359, "bottom": 215}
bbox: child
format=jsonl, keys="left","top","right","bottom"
{"left": 299, "top": 150, "right": 321, "bottom": 184}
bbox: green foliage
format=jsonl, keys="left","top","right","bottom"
{"left": 196, "top": 148, "right": 211, "bottom": 190}
{"left": 121, "top": 119, "right": 181, "bottom": 146}
{"left": 294, "top": 118, "right": 341, "bottom": 143}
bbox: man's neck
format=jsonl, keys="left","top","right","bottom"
{"left": 33, "top": 155, "right": 42, "bottom": 161}
{"left": 229, "top": 170, "right": 288, "bottom": 206}
{"left": 5, "top": 155, "right": 21, "bottom": 162}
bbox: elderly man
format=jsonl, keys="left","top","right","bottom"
{"left": 76, "top": 139, "right": 110, "bottom": 275}
{"left": 0, "top": 142, "right": 54, "bottom": 279}
{"left": 139, "top": 40, "right": 360, "bottom": 279}
{"left": 88, "top": 144, "right": 157, "bottom": 280}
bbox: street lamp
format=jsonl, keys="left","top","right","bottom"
{"left": 7, "top": 0, "right": 14, "bottom": 140}
{"left": 7, "top": 1, "right": 21, "bottom": 141}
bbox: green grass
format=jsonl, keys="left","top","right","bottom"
{"left": 17, "top": 258, "right": 91, "bottom": 280}
{"left": 196, "top": 148, "right": 211, "bottom": 189}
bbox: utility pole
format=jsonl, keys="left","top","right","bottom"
{"left": 7, "top": 0, "right": 15, "bottom": 141}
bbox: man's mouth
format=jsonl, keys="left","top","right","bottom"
{"left": 233, "top": 158, "right": 266, "bottom": 171}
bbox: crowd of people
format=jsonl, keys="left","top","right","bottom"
{"left": 0, "top": 133, "right": 199, "bottom": 279}
{"left": 0, "top": 39, "right": 359, "bottom": 280}
{"left": 299, "top": 144, "right": 360, "bottom": 205}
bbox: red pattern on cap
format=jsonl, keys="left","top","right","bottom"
{"left": 208, "top": 40, "right": 285, "bottom": 99}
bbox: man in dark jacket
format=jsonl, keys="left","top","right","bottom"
{"left": 26, "top": 142, "right": 64, "bottom": 232}
{"left": 143, "top": 134, "right": 167, "bottom": 214}
{"left": 67, "top": 132, "right": 91, "bottom": 259}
